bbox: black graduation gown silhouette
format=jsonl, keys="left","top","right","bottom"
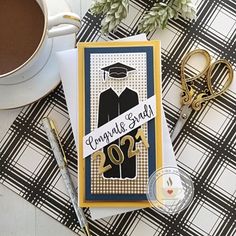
{"left": 98, "top": 87, "right": 139, "bottom": 179}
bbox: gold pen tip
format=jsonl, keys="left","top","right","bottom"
{"left": 83, "top": 225, "right": 91, "bottom": 236}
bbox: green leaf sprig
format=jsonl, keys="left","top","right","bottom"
{"left": 90, "top": 0, "right": 196, "bottom": 34}
{"left": 173, "top": 0, "right": 196, "bottom": 20}
{"left": 90, "top": 0, "right": 129, "bottom": 34}
{"left": 139, "top": 0, "right": 196, "bottom": 33}
{"left": 138, "top": 3, "right": 178, "bottom": 33}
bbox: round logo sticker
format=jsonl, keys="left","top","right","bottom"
{"left": 146, "top": 167, "right": 194, "bottom": 214}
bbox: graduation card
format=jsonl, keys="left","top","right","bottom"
{"left": 78, "top": 41, "right": 163, "bottom": 207}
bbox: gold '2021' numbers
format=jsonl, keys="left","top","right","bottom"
{"left": 135, "top": 128, "right": 150, "bottom": 149}
{"left": 91, "top": 151, "right": 112, "bottom": 174}
{"left": 120, "top": 135, "right": 140, "bottom": 158}
{"left": 107, "top": 144, "right": 124, "bottom": 165}
{"left": 92, "top": 128, "right": 149, "bottom": 175}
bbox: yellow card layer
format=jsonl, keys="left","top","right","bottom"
{"left": 77, "top": 40, "right": 163, "bottom": 207}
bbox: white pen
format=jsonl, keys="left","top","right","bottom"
{"left": 42, "top": 117, "right": 91, "bottom": 236}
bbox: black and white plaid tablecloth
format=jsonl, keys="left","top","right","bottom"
{"left": 0, "top": 0, "right": 235, "bottom": 235}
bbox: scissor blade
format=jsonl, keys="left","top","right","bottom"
{"left": 171, "top": 105, "right": 193, "bottom": 142}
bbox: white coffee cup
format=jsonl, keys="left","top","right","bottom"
{"left": 0, "top": 0, "right": 81, "bottom": 83}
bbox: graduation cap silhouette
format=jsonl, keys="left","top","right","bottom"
{"left": 101, "top": 62, "right": 136, "bottom": 80}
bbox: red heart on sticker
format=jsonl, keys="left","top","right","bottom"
{"left": 167, "top": 189, "right": 173, "bottom": 195}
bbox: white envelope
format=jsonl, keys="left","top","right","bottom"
{"left": 57, "top": 34, "right": 178, "bottom": 220}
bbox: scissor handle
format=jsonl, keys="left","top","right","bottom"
{"left": 192, "top": 59, "right": 234, "bottom": 111}
{"left": 207, "top": 59, "right": 233, "bottom": 96}
{"left": 181, "top": 49, "right": 211, "bottom": 83}
{"left": 181, "top": 49, "right": 211, "bottom": 105}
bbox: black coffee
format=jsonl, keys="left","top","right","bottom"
{"left": 0, "top": 0, "right": 45, "bottom": 75}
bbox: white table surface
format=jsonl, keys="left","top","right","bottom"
{"left": 0, "top": 0, "right": 91, "bottom": 235}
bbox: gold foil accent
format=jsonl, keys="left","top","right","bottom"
{"left": 121, "top": 135, "right": 140, "bottom": 158}
{"left": 135, "top": 128, "right": 150, "bottom": 149}
{"left": 92, "top": 151, "right": 112, "bottom": 174}
{"left": 107, "top": 144, "right": 124, "bottom": 165}
{"left": 63, "top": 14, "right": 81, "bottom": 22}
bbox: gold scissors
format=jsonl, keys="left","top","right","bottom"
{"left": 171, "top": 49, "right": 234, "bottom": 142}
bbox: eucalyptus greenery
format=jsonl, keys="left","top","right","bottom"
{"left": 91, "top": 0, "right": 129, "bottom": 34}
{"left": 139, "top": 0, "right": 196, "bottom": 33}
{"left": 174, "top": 0, "right": 196, "bottom": 20}
{"left": 90, "top": 0, "right": 196, "bottom": 34}
{"left": 138, "top": 3, "right": 177, "bottom": 33}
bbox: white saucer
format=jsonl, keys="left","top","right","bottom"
{"left": 0, "top": 0, "right": 76, "bottom": 109}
